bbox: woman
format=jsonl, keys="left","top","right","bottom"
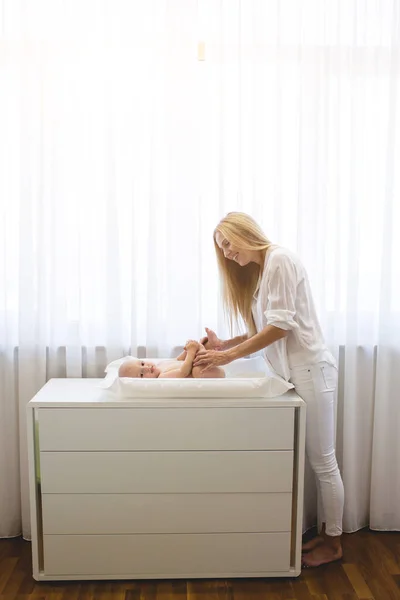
{"left": 193, "top": 212, "right": 344, "bottom": 568}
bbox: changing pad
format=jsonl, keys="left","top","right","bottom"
{"left": 100, "top": 356, "right": 293, "bottom": 398}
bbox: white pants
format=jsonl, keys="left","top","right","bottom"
{"left": 290, "top": 361, "right": 344, "bottom": 537}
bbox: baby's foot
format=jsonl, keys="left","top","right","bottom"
{"left": 205, "top": 328, "right": 223, "bottom": 350}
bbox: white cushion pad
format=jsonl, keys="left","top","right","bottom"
{"left": 100, "top": 356, "right": 293, "bottom": 398}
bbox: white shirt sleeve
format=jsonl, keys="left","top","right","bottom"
{"left": 263, "top": 252, "right": 300, "bottom": 331}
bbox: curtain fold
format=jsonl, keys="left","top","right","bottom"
{"left": 0, "top": 0, "right": 399, "bottom": 539}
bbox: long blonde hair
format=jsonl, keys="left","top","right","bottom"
{"left": 214, "top": 212, "right": 272, "bottom": 337}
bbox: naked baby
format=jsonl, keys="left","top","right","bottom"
{"left": 118, "top": 340, "right": 225, "bottom": 380}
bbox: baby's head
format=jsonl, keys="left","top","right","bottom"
{"left": 118, "top": 358, "right": 160, "bottom": 379}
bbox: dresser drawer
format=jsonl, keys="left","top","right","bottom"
{"left": 42, "top": 492, "right": 292, "bottom": 534}
{"left": 37, "top": 407, "right": 294, "bottom": 451}
{"left": 43, "top": 533, "right": 291, "bottom": 576}
{"left": 40, "top": 451, "right": 293, "bottom": 493}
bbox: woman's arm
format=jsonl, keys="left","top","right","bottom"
{"left": 175, "top": 332, "right": 246, "bottom": 362}
{"left": 193, "top": 325, "right": 287, "bottom": 370}
{"left": 201, "top": 327, "right": 249, "bottom": 351}
{"left": 222, "top": 333, "right": 249, "bottom": 350}
{"left": 226, "top": 325, "right": 287, "bottom": 360}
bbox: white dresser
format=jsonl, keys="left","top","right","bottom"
{"left": 27, "top": 379, "right": 306, "bottom": 580}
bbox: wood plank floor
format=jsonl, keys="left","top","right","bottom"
{"left": 1, "top": 529, "right": 400, "bottom": 600}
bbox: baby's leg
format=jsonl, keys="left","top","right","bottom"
{"left": 191, "top": 344, "right": 225, "bottom": 378}
{"left": 192, "top": 366, "right": 225, "bottom": 379}
{"left": 177, "top": 339, "right": 212, "bottom": 361}
{"left": 176, "top": 341, "right": 204, "bottom": 363}
{"left": 177, "top": 342, "right": 224, "bottom": 377}
{"left": 201, "top": 337, "right": 212, "bottom": 350}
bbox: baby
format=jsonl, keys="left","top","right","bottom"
{"left": 118, "top": 340, "right": 225, "bottom": 379}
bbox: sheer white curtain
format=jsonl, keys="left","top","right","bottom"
{"left": 1, "top": 0, "right": 399, "bottom": 539}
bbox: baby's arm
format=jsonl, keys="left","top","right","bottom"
{"left": 159, "top": 341, "right": 199, "bottom": 378}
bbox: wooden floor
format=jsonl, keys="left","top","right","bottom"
{"left": 1, "top": 529, "right": 400, "bottom": 600}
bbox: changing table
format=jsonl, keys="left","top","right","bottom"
{"left": 27, "top": 378, "right": 306, "bottom": 580}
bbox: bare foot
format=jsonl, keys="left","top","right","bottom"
{"left": 302, "top": 535, "right": 324, "bottom": 553}
{"left": 202, "top": 328, "right": 223, "bottom": 351}
{"left": 302, "top": 542, "right": 343, "bottom": 568}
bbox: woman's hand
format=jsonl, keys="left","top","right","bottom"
{"left": 199, "top": 327, "right": 225, "bottom": 351}
{"left": 193, "top": 349, "right": 233, "bottom": 372}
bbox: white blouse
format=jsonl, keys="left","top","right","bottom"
{"left": 252, "top": 246, "right": 336, "bottom": 381}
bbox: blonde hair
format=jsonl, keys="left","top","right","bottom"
{"left": 214, "top": 212, "right": 272, "bottom": 337}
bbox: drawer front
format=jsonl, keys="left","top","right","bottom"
{"left": 43, "top": 533, "right": 291, "bottom": 576}
{"left": 42, "top": 493, "right": 292, "bottom": 534}
{"left": 40, "top": 451, "right": 293, "bottom": 494}
{"left": 38, "top": 407, "right": 294, "bottom": 451}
